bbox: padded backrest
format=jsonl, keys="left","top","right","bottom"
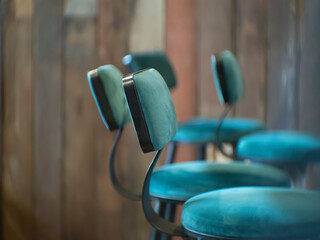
{"left": 211, "top": 50, "right": 244, "bottom": 104}
{"left": 122, "top": 51, "right": 177, "bottom": 89}
{"left": 122, "top": 68, "right": 177, "bottom": 153}
{"left": 87, "top": 65, "right": 130, "bottom": 130}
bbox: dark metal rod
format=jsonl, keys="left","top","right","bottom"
{"left": 165, "top": 142, "right": 177, "bottom": 164}
{"left": 109, "top": 128, "right": 141, "bottom": 201}
{"left": 214, "top": 105, "right": 234, "bottom": 159}
{"left": 142, "top": 149, "right": 186, "bottom": 238}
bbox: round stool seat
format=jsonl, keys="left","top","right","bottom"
{"left": 238, "top": 131, "right": 320, "bottom": 163}
{"left": 173, "top": 117, "right": 265, "bottom": 144}
{"left": 181, "top": 187, "right": 320, "bottom": 239}
{"left": 150, "top": 161, "right": 290, "bottom": 203}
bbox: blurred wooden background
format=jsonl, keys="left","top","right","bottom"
{"left": 1, "top": 0, "right": 320, "bottom": 240}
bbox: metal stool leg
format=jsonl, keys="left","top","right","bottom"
{"left": 150, "top": 200, "right": 167, "bottom": 240}
{"left": 197, "top": 144, "right": 206, "bottom": 160}
{"left": 232, "top": 142, "right": 238, "bottom": 160}
{"left": 165, "top": 142, "right": 177, "bottom": 164}
{"left": 281, "top": 164, "right": 308, "bottom": 188}
{"left": 161, "top": 203, "right": 177, "bottom": 240}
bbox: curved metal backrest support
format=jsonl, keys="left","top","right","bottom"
{"left": 214, "top": 104, "right": 235, "bottom": 159}
{"left": 142, "top": 149, "right": 186, "bottom": 237}
{"left": 109, "top": 128, "right": 141, "bottom": 201}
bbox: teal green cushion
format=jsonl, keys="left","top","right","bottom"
{"left": 211, "top": 50, "right": 243, "bottom": 104}
{"left": 88, "top": 65, "right": 130, "bottom": 129}
{"left": 122, "top": 51, "right": 177, "bottom": 88}
{"left": 150, "top": 161, "right": 290, "bottom": 202}
{"left": 173, "top": 117, "right": 265, "bottom": 143}
{"left": 132, "top": 68, "right": 177, "bottom": 150}
{"left": 182, "top": 187, "right": 320, "bottom": 239}
{"left": 238, "top": 131, "right": 320, "bottom": 163}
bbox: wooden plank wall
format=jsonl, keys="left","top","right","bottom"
{"left": 1, "top": 0, "right": 164, "bottom": 240}
{"left": 0, "top": 0, "right": 3, "bottom": 236}
{"left": 298, "top": 0, "right": 320, "bottom": 189}
{"left": 166, "top": 0, "right": 198, "bottom": 163}
{"left": 267, "top": 0, "right": 300, "bottom": 130}
{"left": 1, "top": 1, "right": 320, "bottom": 240}
{"left": 195, "top": 0, "right": 268, "bottom": 122}
{"left": 235, "top": 1, "right": 267, "bottom": 121}
{"left": 197, "top": 0, "right": 234, "bottom": 118}
{"left": 2, "top": 1, "right": 34, "bottom": 240}
{"left": 33, "top": 1, "right": 63, "bottom": 239}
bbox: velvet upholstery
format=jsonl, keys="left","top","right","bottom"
{"left": 123, "top": 51, "right": 177, "bottom": 88}
{"left": 150, "top": 161, "right": 290, "bottom": 202}
{"left": 174, "top": 117, "right": 265, "bottom": 144}
{"left": 238, "top": 131, "right": 320, "bottom": 163}
{"left": 130, "top": 68, "right": 178, "bottom": 150}
{"left": 211, "top": 50, "right": 244, "bottom": 104}
{"left": 182, "top": 187, "right": 320, "bottom": 239}
{"left": 87, "top": 65, "right": 130, "bottom": 129}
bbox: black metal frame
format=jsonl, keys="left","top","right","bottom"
{"left": 142, "top": 149, "right": 187, "bottom": 238}
{"left": 88, "top": 69, "right": 118, "bottom": 130}
{"left": 123, "top": 72, "right": 154, "bottom": 153}
{"left": 109, "top": 129, "right": 141, "bottom": 201}
{"left": 213, "top": 104, "right": 236, "bottom": 159}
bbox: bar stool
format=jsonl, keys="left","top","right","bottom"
{"left": 181, "top": 187, "right": 320, "bottom": 239}
{"left": 238, "top": 131, "right": 320, "bottom": 187}
{"left": 122, "top": 50, "right": 266, "bottom": 161}
{"left": 87, "top": 64, "right": 140, "bottom": 201}
{"left": 121, "top": 68, "right": 295, "bottom": 240}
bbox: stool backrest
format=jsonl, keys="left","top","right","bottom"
{"left": 122, "top": 68, "right": 177, "bottom": 153}
{"left": 87, "top": 65, "right": 130, "bottom": 130}
{"left": 122, "top": 51, "right": 177, "bottom": 89}
{"left": 88, "top": 65, "right": 140, "bottom": 201}
{"left": 211, "top": 50, "right": 244, "bottom": 104}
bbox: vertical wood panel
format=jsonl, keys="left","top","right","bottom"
{"left": 267, "top": 0, "right": 300, "bottom": 130}
{"left": 64, "top": 18, "right": 97, "bottom": 240}
{"left": 197, "top": 0, "right": 234, "bottom": 117}
{"left": 2, "top": 0, "right": 34, "bottom": 239}
{"left": 0, "top": 0, "right": 3, "bottom": 236}
{"left": 33, "top": 0, "right": 63, "bottom": 239}
{"left": 299, "top": 0, "right": 320, "bottom": 190}
{"left": 235, "top": 0, "right": 267, "bottom": 121}
{"left": 166, "top": 0, "right": 197, "bottom": 121}
{"left": 96, "top": 0, "right": 127, "bottom": 239}
{"left": 129, "top": 0, "right": 165, "bottom": 52}
{"left": 64, "top": 0, "right": 96, "bottom": 17}
{"left": 299, "top": 0, "right": 320, "bottom": 133}
{"left": 166, "top": 0, "right": 197, "bottom": 163}
{"left": 13, "top": 0, "right": 33, "bottom": 18}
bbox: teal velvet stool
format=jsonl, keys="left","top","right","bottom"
{"left": 181, "top": 187, "right": 320, "bottom": 239}
{"left": 122, "top": 68, "right": 292, "bottom": 240}
{"left": 87, "top": 64, "right": 140, "bottom": 201}
{"left": 238, "top": 131, "right": 320, "bottom": 186}
{"left": 122, "top": 50, "right": 266, "bottom": 161}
